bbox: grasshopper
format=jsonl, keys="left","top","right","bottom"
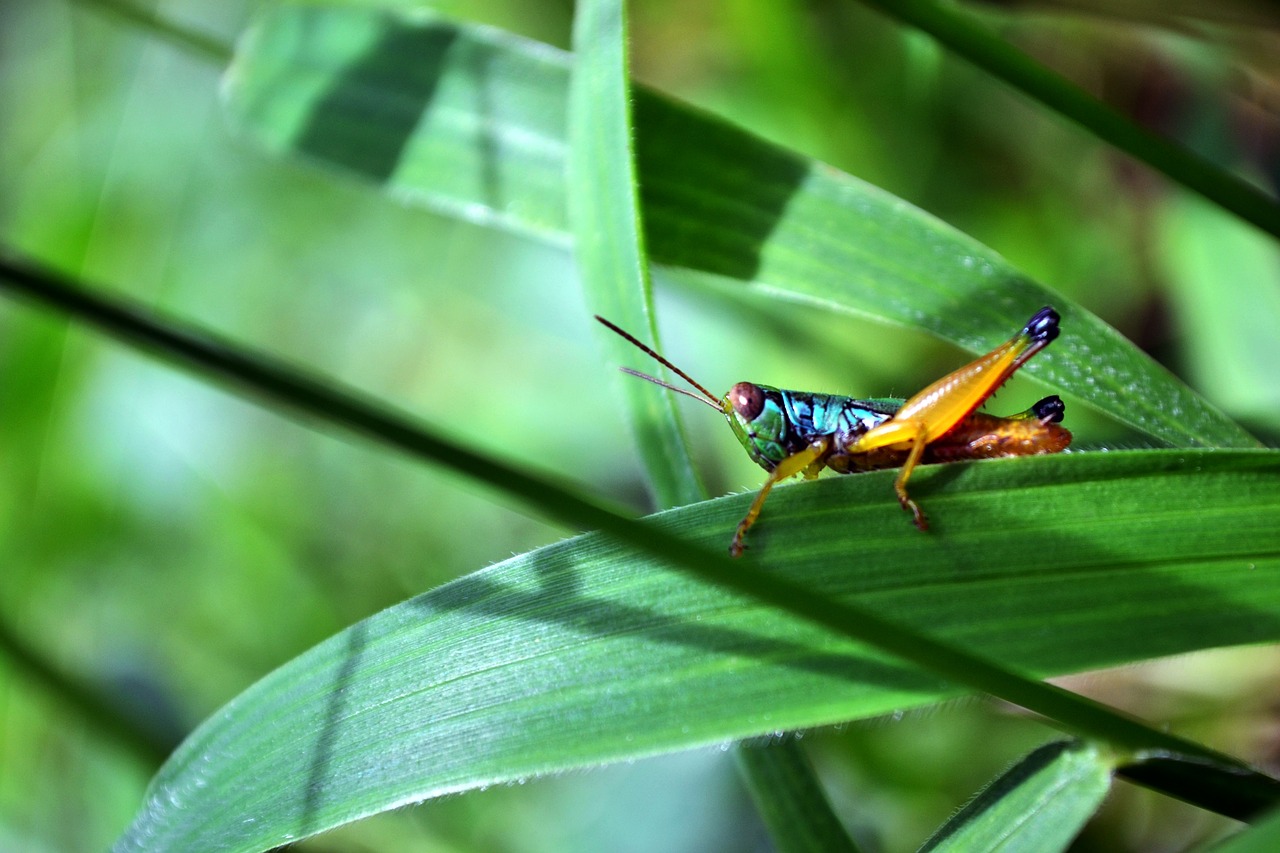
{"left": 597, "top": 308, "right": 1071, "bottom": 556}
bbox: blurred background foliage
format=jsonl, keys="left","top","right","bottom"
{"left": 1, "top": 0, "right": 1278, "bottom": 850}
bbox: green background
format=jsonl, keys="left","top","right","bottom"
{"left": 2, "top": 1, "right": 1278, "bottom": 851}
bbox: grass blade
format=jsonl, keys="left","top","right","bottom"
{"left": 221, "top": 5, "right": 1258, "bottom": 450}
{"left": 569, "top": 0, "right": 703, "bottom": 508}
{"left": 108, "top": 447, "right": 1280, "bottom": 851}
{"left": 1207, "top": 806, "right": 1280, "bottom": 852}
{"left": 919, "top": 741, "right": 1111, "bottom": 853}
{"left": 3, "top": 253, "right": 1275, "bottom": 847}
{"left": 569, "top": 0, "right": 870, "bottom": 841}
{"left": 739, "top": 742, "right": 865, "bottom": 853}
{"left": 857, "top": 0, "right": 1280, "bottom": 241}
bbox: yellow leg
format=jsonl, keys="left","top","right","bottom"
{"left": 730, "top": 438, "right": 830, "bottom": 557}
{"left": 893, "top": 430, "right": 930, "bottom": 530}
{"left": 846, "top": 418, "right": 933, "bottom": 529}
{"left": 847, "top": 308, "right": 1060, "bottom": 531}
{"left": 851, "top": 308, "right": 1059, "bottom": 457}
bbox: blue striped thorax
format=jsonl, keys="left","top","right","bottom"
{"left": 724, "top": 382, "right": 899, "bottom": 472}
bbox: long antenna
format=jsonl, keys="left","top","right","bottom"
{"left": 595, "top": 316, "right": 723, "bottom": 410}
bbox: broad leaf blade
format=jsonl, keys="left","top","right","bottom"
{"left": 116, "top": 449, "right": 1280, "bottom": 852}
{"left": 221, "top": 4, "right": 1258, "bottom": 450}
{"left": 919, "top": 741, "right": 1111, "bottom": 853}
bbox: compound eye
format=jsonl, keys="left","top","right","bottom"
{"left": 728, "top": 382, "right": 765, "bottom": 421}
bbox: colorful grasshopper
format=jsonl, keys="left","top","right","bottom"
{"left": 598, "top": 308, "right": 1071, "bottom": 556}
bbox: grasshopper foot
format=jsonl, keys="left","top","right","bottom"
{"left": 729, "top": 521, "right": 751, "bottom": 558}
{"left": 900, "top": 495, "right": 930, "bottom": 531}
{"left": 1031, "top": 395, "right": 1066, "bottom": 424}
{"left": 1024, "top": 307, "right": 1061, "bottom": 345}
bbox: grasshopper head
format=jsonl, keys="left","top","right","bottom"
{"left": 724, "top": 382, "right": 790, "bottom": 470}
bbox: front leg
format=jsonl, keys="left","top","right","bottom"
{"left": 730, "top": 437, "right": 831, "bottom": 557}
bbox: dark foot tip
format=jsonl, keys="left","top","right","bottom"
{"left": 1031, "top": 395, "right": 1066, "bottom": 423}
{"left": 1024, "top": 306, "right": 1060, "bottom": 344}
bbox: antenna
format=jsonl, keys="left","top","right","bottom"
{"left": 595, "top": 316, "right": 723, "bottom": 410}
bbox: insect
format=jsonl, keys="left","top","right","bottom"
{"left": 598, "top": 308, "right": 1071, "bottom": 556}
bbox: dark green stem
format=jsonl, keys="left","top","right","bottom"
{"left": 859, "top": 0, "right": 1280, "bottom": 239}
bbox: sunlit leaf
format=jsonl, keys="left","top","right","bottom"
{"left": 221, "top": 4, "right": 1259, "bottom": 450}
{"left": 116, "top": 449, "right": 1280, "bottom": 851}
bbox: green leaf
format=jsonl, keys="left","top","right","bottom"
{"left": 568, "top": 0, "right": 704, "bottom": 507}
{"left": 738, "top": 741, "right": 866, "bottom": 853}
{"left": 115, "top": 449, "right": 1280, "bottom": 851}
{"left": 919, "top": 741, "right": 1111, "bottom": 853}
{"left": 221, "top": 4, "right": 1259, "bottom": 450}
{"left": 5, "top": 253, "right": 1270, "bottom": 838}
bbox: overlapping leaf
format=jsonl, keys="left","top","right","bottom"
{"left": 116, "top": 449, "right": 1280, "bottom": 851}
{"left": 920, "top": 741, "right": 1111, "bottom": 852}
{"left": 222, "top": 4, "right": 1259, "bottom": 452}
{"left": 95, "top": 5, "right": 1280, "bottom": 850}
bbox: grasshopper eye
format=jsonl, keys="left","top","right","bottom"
{"left": 729, "top": 382, "right": 765, "bottom": 421}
